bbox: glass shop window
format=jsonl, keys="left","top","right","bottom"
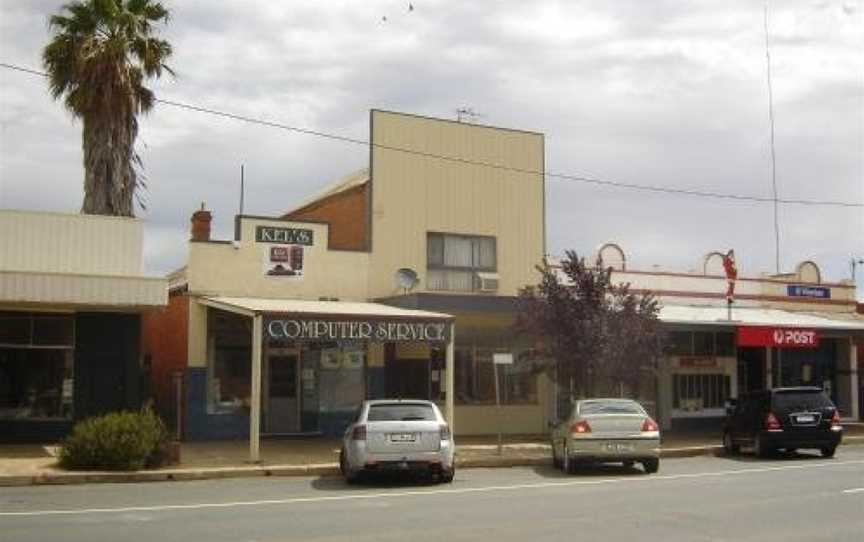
{"left": 454, "top": 347, "right": 537, "bottom": 405}
{"left": 0, "top": 348, "right": 74, "bottom": 420}
{"left": 208, "top": 310, "right": 252, "bottom": 413}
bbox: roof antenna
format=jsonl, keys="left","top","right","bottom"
{"left": 239, "top": 164, "right": 246, "bottom": 216}
{"left": 456, "top": 107, "right": 483, "bottom": 123}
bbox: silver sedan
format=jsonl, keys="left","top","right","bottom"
{"left": 340, "top": 399, "right": 455, "bottom": 483}
{"left": 550, "top": 398, "right": 660, "bottom": 474}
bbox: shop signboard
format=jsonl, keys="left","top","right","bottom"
{"left": 263, "top": 244, "right": 304, "bottom": 278}
{"left": 267, "top": 318, "right": 449, "bottom": 343}
{"left": 737, "top": 326, "right": 819, "bottom": 349}
{"left": 256, "top": 225, "right": 314, "bottom": 246}
{"left": 679, "top": 356, "right": 717, "bottom": 368}
{"left": 787, "top": 285, "right": 830, "bottom": 299}
{"left": 493, "top": 353, "right": 513, "bottom": 365}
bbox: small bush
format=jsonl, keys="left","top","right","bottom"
{"left": 59, "top": 408, "right": 169, "bottom": 471}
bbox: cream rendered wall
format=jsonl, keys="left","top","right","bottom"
{"left": 186, "top": 217, "right": 369, "bottom": 300}
{"left": 185, "top": 216, "right": 370, "bottom": 368}
{"left": 0, "top": 209, "right": 144, "bottom": 276}
{"left": 367, "top": 110, "right": 545, "bottom": 298}
{"left": 449, "top": 374, "right": 552, "bottom": 436}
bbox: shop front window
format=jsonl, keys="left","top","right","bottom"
{"left": 0, "top": 312, "right": 74, "bottom": 421}
{"left": 208, "top": 310, "right": 251, "bottom": 413}
{"left": 454, "top": 347, "right": 537, "bottom": 405}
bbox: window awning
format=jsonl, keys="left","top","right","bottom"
{"left": 660, "top": 305, "right": 864, "bottom": 331}
{"left": 200, "top": 296, "right": 453, "bottom": 321}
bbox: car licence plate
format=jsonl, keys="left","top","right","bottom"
{"left": 605, "top": 442, "right": 634, "bottom": 453}
{"left": 795, "top": 414, "right": 815, "bottom": 423}
{"left": 389, "top": 433, "right": 416, "bottom": 443}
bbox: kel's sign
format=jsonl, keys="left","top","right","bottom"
{"left": 787, "top": 285, "right": 830, "bottom": 299}
{"left": 256, "top": 226, "right": 314, "bottom": 246}
{"left": 737, "top": 326, "right": 819, "bottom": 349}
{"left": 267, "top": 318, "right": 450, "bottom": 343}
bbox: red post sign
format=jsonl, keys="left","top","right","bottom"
{"left": 737, "top": 327, "right": 819, "bottom": 348}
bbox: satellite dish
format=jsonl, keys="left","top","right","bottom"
{"left": 395, "top": 268, "right": 419, "bottom": 293}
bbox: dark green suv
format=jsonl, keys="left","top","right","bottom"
{"left": 722, "top": 387, "right": 843, "bottom": 458}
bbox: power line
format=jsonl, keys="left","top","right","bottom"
{"left": 2, "top": 61, "right": 863, "bottom": 209}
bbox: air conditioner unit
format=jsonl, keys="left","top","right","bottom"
{"left": 475, "top": 272, "right": 500, "bottom": 293}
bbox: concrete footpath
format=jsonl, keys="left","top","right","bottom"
{"left": 2, "top": 424, "right": 862, "bottom": 487}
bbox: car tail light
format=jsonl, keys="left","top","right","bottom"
{"left": 351, "top": 425, "right": 367, "bottom": 441}
{"left": 641, "top": 418, "right": 659, "bottom": 432}
{"left": 764, "top": 412, "right": 782, "bottom": 431}
{"left": 570, "top": 420, "right": 591, "bottom": 434}
{"left": 439, "top": 423, "right": 451, "bottom": 441}
{"left": 830, "top": 410, "right": 841, "bottom": 428}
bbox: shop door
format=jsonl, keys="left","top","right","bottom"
{"left": 385, "top": 358, "right": 431, "bottom": 400}
{"left": 267, "top": 353, "right": 299, "bottom": 433}
{"left": 737, "top": 347, "right": 765, "bottom": 394}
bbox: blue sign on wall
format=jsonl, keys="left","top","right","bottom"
{"left": 787, "top": 285, "right": 830, "bottom": 299}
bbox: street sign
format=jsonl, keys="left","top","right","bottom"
{"left": 787, "top": 285, "right": 830, "bottom": 299}
{"left": 493, "top": 353, "right": 513, "bottom": 365}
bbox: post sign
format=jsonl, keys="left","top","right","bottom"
{"left": 787, "top": 285, "right": 830, "bottom": 299}
{"left": 256, "top": 226, "right": 314, "bottom": 246}
{"left": 737, "top": 326, "right": 819, "bottom": 349}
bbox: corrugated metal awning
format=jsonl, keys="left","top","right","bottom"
{"left": 660, "top": 305, "right": 864, "bottom": 331}
{"left": 0, "top": 270, "right": 167, "bottom": 309}
{"left": 201, "top": 295, "right": 453, "bottom": 321}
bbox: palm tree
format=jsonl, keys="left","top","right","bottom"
{"left": 43, "top": 0, "right": 173, "bottom": 216}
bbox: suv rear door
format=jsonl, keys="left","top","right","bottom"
{"left": 771, "top": 389, "right": 835, "bottom": 437}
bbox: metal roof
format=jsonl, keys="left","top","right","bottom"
{"left": 201, "top": 295, "right": 453, "bottom": 320}
{"left": 659, "top": 305, "right": 864, "bottom": 330}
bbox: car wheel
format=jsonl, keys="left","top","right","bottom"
{"left": 642, "top": 458, "right": 659, "bottom": 474}
{"left": 622, "top": 460, "right": 635, "bottom": 469}
{"left": 753, "top": 435, "right": 772, "bottom": 458}
{"left": 723, "top": 432, "right": 740, "bottom": 455}
{"left": 551, "top": 439, "right": 562, "bottom": 468}
{"left": 440, "top": 466, "right": 455, "bottom": 484}
{"left": 340, "top": 449, "right": 360, "bottom": 484}
{"left": 820, "top": 446, "right": 836, "bottom": 458}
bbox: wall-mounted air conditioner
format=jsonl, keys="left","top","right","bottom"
{"left": 475, "top": 272, "right": 500, "bottom": 293}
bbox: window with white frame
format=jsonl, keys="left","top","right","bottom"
{"left": 426, "top": 233, "right": 496, "bottom": 292}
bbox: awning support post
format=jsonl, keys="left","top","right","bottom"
{"left": 446, "top": 322, "right": 455, "bottom": 432}
{"left": 249, "top": 314, "right": 263, "bottom": 463}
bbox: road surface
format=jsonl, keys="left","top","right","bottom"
{"left": 3, "top": 445, "right": 863, "bottom": 542}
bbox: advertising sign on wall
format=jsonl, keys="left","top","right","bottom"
{"left": 263, "top": 245, "right": 304, "bottom": 278}
{"left": 737, "top": 326, "right": 819, "bottom": 349}
{"left": 267, "top": 318, "right": 450, "bottom": 343}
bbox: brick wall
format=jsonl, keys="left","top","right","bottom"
{"left": 285, "top": 184, "right": 369, "bottom": 251}
{"left": 142, "top": 293, "right": 189, "bottom": 423}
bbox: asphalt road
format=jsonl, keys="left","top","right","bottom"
{"left": 2, "top": 445, "right": 864, "bottom": 542}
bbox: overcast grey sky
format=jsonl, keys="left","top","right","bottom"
{"left": 1, "top": 1, "right": 862, "bottom": 296}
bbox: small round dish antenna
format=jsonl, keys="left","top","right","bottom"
{"left": 395, "top": 268, "right": 419, "bottom": 294}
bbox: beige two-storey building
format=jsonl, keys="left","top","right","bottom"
{"left": 144, "top": 111, "right": 550, "bottom": 452}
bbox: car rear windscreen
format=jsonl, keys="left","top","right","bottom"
{"left": 367, "top": 404, "right": 437, "bottom": 422}
{"left": 772, "top": 390, "right": 833, "bottom": 411}
{"left": 579, "top": 401, "right": 644, "bottom": 415}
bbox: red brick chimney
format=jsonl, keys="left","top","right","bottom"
{"left": 190, "top": 203, "right": 212, "bottom": 242}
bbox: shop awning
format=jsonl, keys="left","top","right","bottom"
{"left": 659, "top": 305, "right": 864, "bottom": 331}
{"left": 0, "top": 270, "right": 167, "bottom": 309}
{"left": 200, "top": 296, "right": 453, "bottom": 321}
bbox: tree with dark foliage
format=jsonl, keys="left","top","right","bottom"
{"left": 516, "top": 251, "right": 664, "bottom": 412}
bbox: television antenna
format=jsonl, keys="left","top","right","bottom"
{"left": 456, "top": 107, "right": 483, "bottom": 123}
{"left": 394, "top": 268, "right": 419, "bottom": 294}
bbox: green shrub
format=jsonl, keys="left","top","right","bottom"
{"left": 59, "top": 408, "right": 169, "bottom": 471}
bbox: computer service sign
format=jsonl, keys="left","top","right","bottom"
{"left": 737, "top": 326, "right": 819, "bottom": 349}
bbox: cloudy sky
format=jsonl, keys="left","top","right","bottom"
{"left": 1, "top": 0, "right": 862, "bottom": 295}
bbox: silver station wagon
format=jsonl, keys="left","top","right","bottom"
{"left": 340, "top": 399, "right": 455, "bottom": 483}
{"left": 550, "top": 398, "right": 661, "bottom": 474}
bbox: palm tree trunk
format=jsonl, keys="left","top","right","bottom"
{"left": 81, "top": 113, "right": 137, "bottom": 217}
